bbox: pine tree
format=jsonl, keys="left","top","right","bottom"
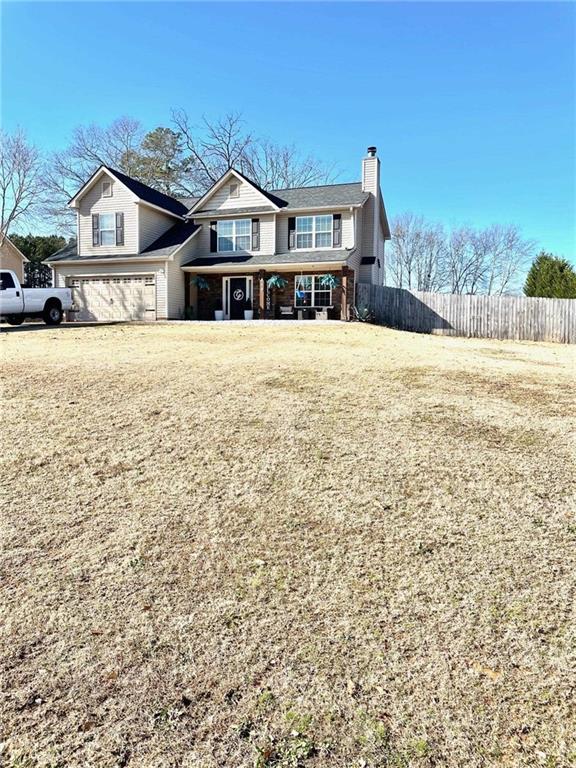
{"left": 524, "top": 252, "right": 576, "bottom": 298}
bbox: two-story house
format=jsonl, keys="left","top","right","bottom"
{"left": 48, "top": 147, "right": 390, "bottom": 321}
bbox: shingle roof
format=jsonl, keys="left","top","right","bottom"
{"left": 46, "top": 242, "right": 79, "bottom": 262}
{"left": 187, "top": 169, "right": 368, "bottom": 216}
{"left": 191, "top": 205, "right": 277, "bottom": 218}
{"left": 141, "top": 221, "right": 200, "bottom": 258}
{"left": 181, "top": 249, "right": 352, "bottom": 269}
{"left": 46, "top": 221, "right": 199, "bottom": 263}
{"left": 269, "top": 182, "right": 368, "bottom": 210}
{"left": 105, "top": 167, "right": 189, "bottom": 217}
{"left": 176, "top": 196, "right": 200, "bottom": 209}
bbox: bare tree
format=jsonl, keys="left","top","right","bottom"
{"left": 172, "top": 110, "right": 334, "bottom": 193}
{"left": 172, "top": 111, "right": 254, "bottom": 193}
{"left": 244, "top": 139, "right": 336, "bottom": 190}
{"left": 470, "top": 224, "right": 535, "bottom": 295}
{"left": 44, "top": 117, "right": 144, "bottom": 233}
{"left": 445, "top": 225, "right": 481, "bottom": 293}
{"left": 0, "top": 129, "right": 45, "bottom": 245}
{"left": 388, "top": 213, "right": 446, "bottom": 291}
{"left": 46, "top": 111, "right": 334, "bottom": 232}
{"left": 390, "top": 214, "right": 535, "bottom": 295}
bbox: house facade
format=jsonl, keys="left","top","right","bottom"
{"left": 0, "top": 237, "right": 28, "bottom": 283}
{"left": 48, "top": 147, "right": 390, "bottom": 321}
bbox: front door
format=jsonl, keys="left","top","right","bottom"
{"left": 229, "top": 277, "right": 247, "bottom": 319}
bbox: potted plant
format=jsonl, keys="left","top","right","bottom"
{"left": 266, "top": 274, "right": 288, "bottom": 318}
{"left": 243, "top": 299, "right": 254, "bottom": 321}
{"left": 318, "top": 273, "right": 340, "bottom": 290}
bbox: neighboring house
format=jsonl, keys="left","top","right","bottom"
{"left": 47, "top": 147, "right": 390, "bottom": 321}
{"left": 0, "top": 237, "right": 28, "bottom": 283}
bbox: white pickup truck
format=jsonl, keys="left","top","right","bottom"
{"left": 0, "top": 269, "right": 73, "bottom": 326}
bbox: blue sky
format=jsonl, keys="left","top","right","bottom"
{"left": 2, "top": 1, "right": 575, "bottom": 257}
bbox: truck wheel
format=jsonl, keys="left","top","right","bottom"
{"left": 6, "top": 315, "right": 24, "bottom": 326}
{"left": 43, "top": 301, "right": 63, "bottom": 326}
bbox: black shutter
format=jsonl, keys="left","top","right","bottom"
{"left": 210, "top": 221, "right": 217, "bottom": 252}
{"left": 251, "top": 218, "right": 260, "bottom": 251}
{"left": 92, "top": 214, "right": 100, "bottom": 247}
{"left": 288, "top": 217, "right": 296, "bottom": 249}
{"left": 333, "top": 214, "right": 341, "bottom": 248}
{"left": 115, "top": 212, "right": 124, "bottom": 246}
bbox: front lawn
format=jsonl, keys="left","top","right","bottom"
{"left": 1, "top": 323, "right": 574, "bottom": 767}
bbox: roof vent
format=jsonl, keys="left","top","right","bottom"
{"left": 367, "top": 146, "right": 377, "bottom": 157}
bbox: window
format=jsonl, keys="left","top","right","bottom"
{"left": 294, "top": 275, "right": 332, "bottom": 307}
{"left": 102, "top": 180, "right": 112, "bottom": 197}
{"left": 99, "top": 213, "right": 115, "bottom": 246}
{"left": 295, "top": 215, "right": 333, "bottom": 249}
{"left": 217, "top": 219, "right": 251, "bottom": 252}
{"left": 0, "top": 271, "right": 15, "bottom": 290}
{"left": 229, "top": 183, "right": 239, "bottom": 198}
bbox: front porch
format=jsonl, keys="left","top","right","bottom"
{"left": 184, "top": 268, "right": 355, "bottom": 321}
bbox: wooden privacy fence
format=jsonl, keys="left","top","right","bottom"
{"left": 356, "top": 284, "right": 576, "bottom": 344}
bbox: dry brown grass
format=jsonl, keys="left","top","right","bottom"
{"left": 1, "top": 322, "right": 575, "bottom": 768}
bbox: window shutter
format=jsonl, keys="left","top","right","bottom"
{"left": 288, "top": 217, "right": 296, "bottom": 249}
{"left": 251, "top": 218, "right": 260, "bottom": 251}
{"left": 210, "top": 221, "right": 217, "bottom": 252}
{"left": 115, "top": 212, "right": 124, "bottom": 246}
{"left": 92, "top": 214, "right": 100, "bottom": 247}
{"left": 333, "top": 214, "right": 342, "bottom": 248}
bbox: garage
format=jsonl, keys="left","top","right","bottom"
{"left": 69, "top": 275, "right": 156, "bottom": 321}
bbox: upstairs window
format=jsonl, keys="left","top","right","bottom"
{"left": 217, "top": 219, "right": 251, "bottom": 252}
{"left": 229, "top": 183, "right": 239, "bottom": 198}
{"left": 295, "top": 215, "right": 333, "bottom": 249}
{"left": 102, "top": 180, "right": 113, "bottom": 197}
{"left": 98, "top": 213, "right": 116, "bottom": 245}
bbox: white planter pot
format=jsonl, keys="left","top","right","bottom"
{"left": 214, "top": 310, "right": 225, "bottom": 321}
{"left": 244, "top": 310, "right": 254, "bottom": 320}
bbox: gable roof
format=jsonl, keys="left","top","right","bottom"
{"left": 187, "top": 168, "right": 285, "bottom": 216}
{"left": 68, "top": 165, "right": 188, "bottom": 218}
{"left": 0, "top": 236, "right": 29, "bottom": 262}
{"left": 106, "top": 167, "right": 189, "bottom": 217}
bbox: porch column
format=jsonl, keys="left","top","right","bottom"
{"left": 258, "top": 270, "right": 266, "bottom": 319}
{"left": 341, "top": 267, "right": 351, "bottom": 321}
{"left": 184, "top": 272, "right": 191, "bottom": 311}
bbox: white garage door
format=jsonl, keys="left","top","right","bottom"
{"left": 69, "top": 275, "right": 156, "bottom": 322}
